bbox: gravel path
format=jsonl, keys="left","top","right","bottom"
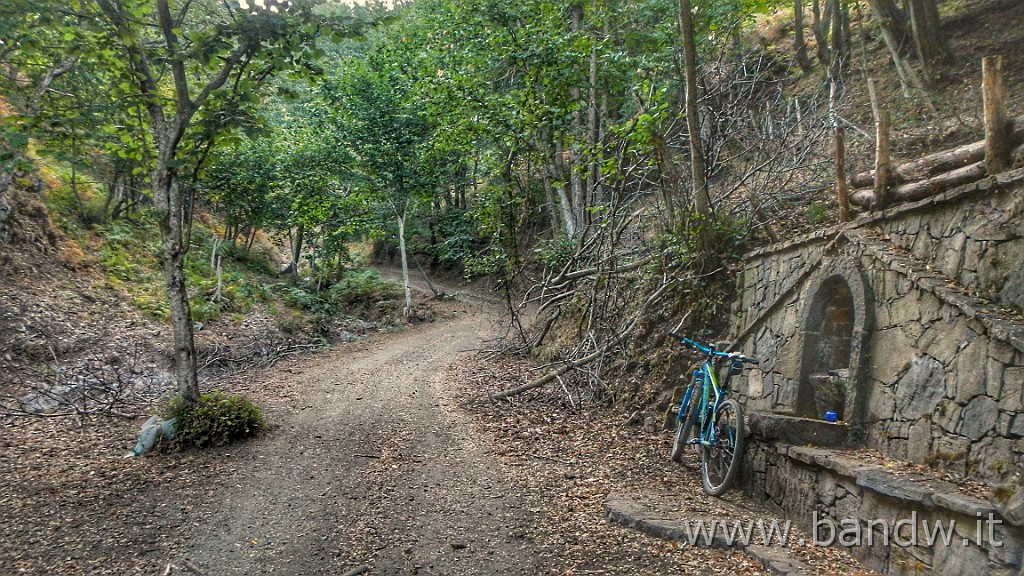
{"left": 184, "top": 300, "right": 544, "bottom": 575}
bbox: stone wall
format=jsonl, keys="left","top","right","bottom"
{"left": 729, "top": 169, "right": 1024, "bottom": 487}
{"left": 744, "top": 442, "right": 1024, "bottom": 576}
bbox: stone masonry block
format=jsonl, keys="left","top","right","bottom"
{"left": 988, "top": 356, "right": 1007, "bottom": 400}
{"left": 917, "top": 319, "right": 968, "bottom": 366}
{"left": 1000, "top": 367, "right": 1024, "bottom": 413}
{"left": 941, "top": 231, "right": 967, "bottom": 278}
{"left": 869, "top": 328, "right": 917, "bottom": 385}
{"left": 886, "top": 291, "right": 925, "bottom": 326}
{"left": 867, "top": 382, "right": 897, "bottom": 422}
{"left": 934, "top": 398, "right": 962, "bottom": 434}
{"left": 895, "top": 353, "right": 946, "bottom": 421}
{"left": 954, "top": 336, "right": 989, "bottom": 403}
{"left": 907, "top": 419, "right": 931, "bottom": 464}
{"left": 960, "top": 395, "right": 999, "bottom": 441}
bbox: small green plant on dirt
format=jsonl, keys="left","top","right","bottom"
{"left": 806, "top": 201, "right": 828, "bottom": 225}
{"left": 165, "top": 391, "right": 266, "bottom": 449}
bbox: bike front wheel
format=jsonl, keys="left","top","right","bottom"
{"left": 701, "top": 398, "right": 745, "bottom": 496}
{"left": 671, "top": 380, "right": 702, "bottom": 462}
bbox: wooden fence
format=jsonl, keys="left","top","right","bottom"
{"left": 837, "top": 56, "right": 1023, "bottom": 219}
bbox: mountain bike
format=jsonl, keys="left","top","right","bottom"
{"left": 668, "top": 333, "right": 759, "bottom": 496}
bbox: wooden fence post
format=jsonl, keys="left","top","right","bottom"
{"left": 873, "top": 109, "right": 891, "bottom": 210}
{"left": 836, "top": 125, "right": 850, "bottom": 221}
{"left": 867, "top": 79, "right": 891, "bottom": 210}
{"left": 983, "top": 56, "right": 1011, "bottom": 175}
{"left": 830, "top": 80, "right": 850, "bottom": 222}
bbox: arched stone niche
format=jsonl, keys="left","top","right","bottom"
{"left": 793, "top": 262, "right": 871, "bottom": 425}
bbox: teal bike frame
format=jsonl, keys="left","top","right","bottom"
{"left": 669, "top": 333, "right": 759, "bottom": 496}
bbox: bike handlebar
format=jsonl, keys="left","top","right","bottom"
{"left": 668, "top": 332, "right": 760, "bottom": 365}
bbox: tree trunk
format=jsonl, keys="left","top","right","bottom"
{"left": 907, "top": 0, "right": 949, "bottom": 77}
{"left": 552, "top": 141, "right": 578, "bottom": 238}
{"left": 867, "top": 0, "right": 910, "bottom": 54}
{"left": 811, "top": 0, "right": 830, "bottom": 68}
{"left": 397, "top": 213, "right": 413, "bottom": 317}
{"left": 678, "top": 0, "right": 712, "bottom": 244}
{"left": 587, "top": 37, "right": 601, "bottom": 209}
{"left": 291, "top": 222, "right": 304, "bottom": 276}
{"left": 983, "top": 56, "right": 1012, "bottom": 175}
{"left": 868, "top": 0, "right": 935, "bottom": 102}
{"left": 650, "top": 129, "right": 679, "bottom": 228}
{"left": 569, "top": 1, "right": 586, "bottom": 229}
{"left": 828, "top": 0, "right": 848, "bottom": 85}
{"left": 793, "top": 0, "right": 813, "bottom": 72}
{"left": 152, "top": 160, "right": 199, "bottom": 404}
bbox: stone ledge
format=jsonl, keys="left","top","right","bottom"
{"left": 932, "top": 492, "right": 998, "bottom": 518}
{"left": 604, "top": 492, "right": 817, "bottom": 576}
{"left": 745, "top": 545, "right": 815, "bottom": 576}
{"left": 748, "top": 411, "right": 851, "bottom": 447}
{"left": 785, "top": 444, "right": 881, "bottom": 478}
{"left": 855, "top": 469, "right": 957, "bottom": 507}
{"left": 768, "top": 442, "right": 1000, "bottom": 523}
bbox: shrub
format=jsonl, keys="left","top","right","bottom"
{"left": 330, "top": 268, "right": 400, "bottom": 305}
{"left": 165, "top": 391, "right": 266, "bottom": 449}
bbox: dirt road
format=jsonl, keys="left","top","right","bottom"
{"left": 184, "top": 297, "right": 546, "bottom": 575}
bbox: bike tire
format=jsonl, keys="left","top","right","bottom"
{"left": 671, "top": 380, "right": 702, "bottom": 462}
{"left": 701, "top": 398, "right": 745, "bottom": 496}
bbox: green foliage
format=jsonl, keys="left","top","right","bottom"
{"left": 269, "top": 268, "right": 399, "bottom": 317}
{"left": 97, "top": 215, "right": 169, "bottom": 319}
{"left": 274, "top": 282, "right": 331, "bottom": 314}
{"left": 806, "top": 202, "right": 829, "bottom": 225}
{"left": 533, "top": 236, "right": 578, "bottom": 272}
{"left": 431, "top": 209, "right": 486, "bottom": 269}
{"left": 329, "top": 268, "right": 400, "bottom": 305}
{"left": 711, "top": 215, "right": 753, "bottom": 258}
{"left": 165, "top": 391, "right": 266, "bottom": 449}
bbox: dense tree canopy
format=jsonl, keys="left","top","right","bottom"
{"left": 2, "top": 0, "right": 962, "bottom": 400}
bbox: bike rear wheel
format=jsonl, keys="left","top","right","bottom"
{"left": 701, "top": 398, "right": 745, "bottom": 496}
{"left": 671, "top": 380, "right": 702, "bottom": 462}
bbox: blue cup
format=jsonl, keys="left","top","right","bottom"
{"left": 824, "top": 411, "right": 838, "bottom": 423}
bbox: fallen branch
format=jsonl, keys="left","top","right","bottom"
{"left": 490, "top": 279, "right": 672, "bottom": 400}
{"left": 412, "top": 256, "right": 442, "bottom": 299}
{"left": 198, "top": 342, "right": 324, "bottom": 375}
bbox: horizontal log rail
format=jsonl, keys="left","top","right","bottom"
{"left": 840, "top": 57, "right": 1021, "bottom": 212}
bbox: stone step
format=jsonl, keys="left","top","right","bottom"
{"left": 604, "top": 491, "right": 826, "bottom": 576}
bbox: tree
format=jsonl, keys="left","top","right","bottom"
{"left": 868, "top": 0, "right": 949, "bottom": 84}
{"left": 906, "top": 0, "right": 949, "bottom": 74}
{"left": 326, "top": 57, "right": 437, "bottom": 316}
{"left": 677, "top": 0, "right": 712, "bottom": 244}
{"left": 792, "top": 0, "right": 812, "bottom": 72}
{"left": 81, "top": 0, "right": 358, "bottom": 404}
